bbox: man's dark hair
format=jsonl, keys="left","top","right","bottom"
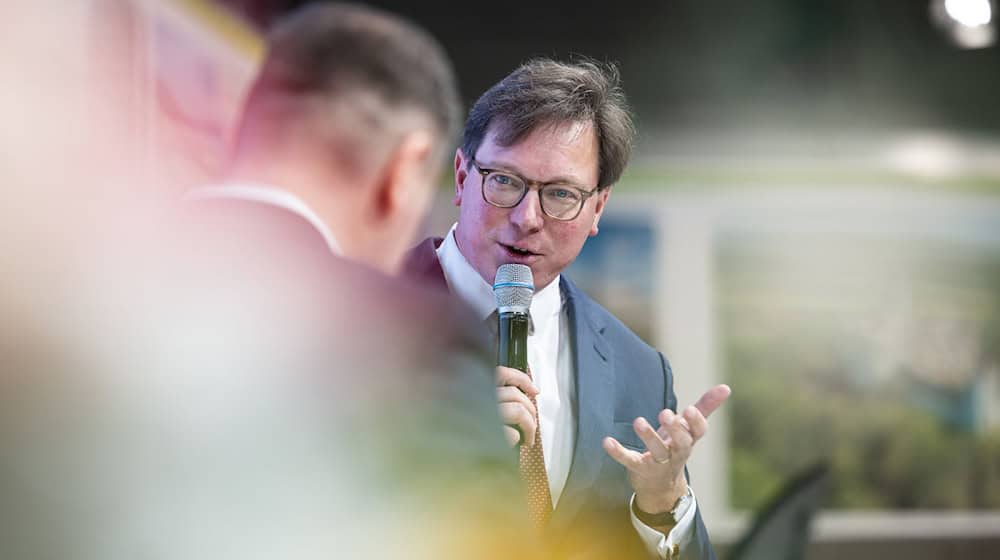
{"left": 461, "top": 58, "right": 635, "bottom": 190}
{"left": 234, "top": 2, "right": 460, "bottom": 169}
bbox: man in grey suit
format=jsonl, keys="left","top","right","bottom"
{"left": 403, "top": 58, "right": 731, "bottom": 559}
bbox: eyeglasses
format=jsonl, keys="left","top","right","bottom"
{"left": 472, "top": 160, "right": 600, "bottom": 221}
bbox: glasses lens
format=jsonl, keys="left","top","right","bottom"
{"left": 540, "top": 185, "right": 583, "bottom": 220}
{"left": 483, "top": 172, "right": 525, "bottom": 207}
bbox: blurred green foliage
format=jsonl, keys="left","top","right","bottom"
{"left": 720, "top": 234, "right": 1000, "bottom": 511}
{"left": 727, "top": 356, "right": 1000, "bottom": 510}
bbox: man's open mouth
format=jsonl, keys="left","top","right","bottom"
{"left": 501, "top": 243, "right": 537, "bottom": 257}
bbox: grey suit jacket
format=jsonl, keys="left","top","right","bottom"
{"left": 404, "top": 237, "right": 716, "bottom": 560}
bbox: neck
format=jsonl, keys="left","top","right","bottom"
{"left": 225, "top": 156, "right": 400, "bottom": 273}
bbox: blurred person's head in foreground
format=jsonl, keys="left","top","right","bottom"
{"left": 2, "top": 4, "right": 533, "bottom": 560}
{"left": 229, "top": 1, "right": 460, "bottom": 273}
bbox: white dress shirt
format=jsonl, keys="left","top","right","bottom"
{"left": 184, "top": 183, "right": 343, "bottom": 256}
{"left": 436, "top": 225, "right": 576, "bottom": 504}
{"left": 436, "top": 224, "right": 697, "bottom": 559}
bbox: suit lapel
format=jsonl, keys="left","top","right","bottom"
{"left": 401, "top": 237, "right": 447, "bottom": 290}
{"left": 403, "top": 250, "right": 617, "bottom": 530}
{"left": 550, "top": 276, "right": 615, "bottom": 531}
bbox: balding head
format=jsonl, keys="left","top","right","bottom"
{"left": 234, "top": 2, "right": 459, "bottom": 179}
{"left": 229, "top": 2, "right": 461, "bottom": 272}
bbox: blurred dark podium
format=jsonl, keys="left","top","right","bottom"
{"left": 727, "top": 463, "right": 831, "bottom": 560}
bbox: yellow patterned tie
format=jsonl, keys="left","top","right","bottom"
{"left": 487, "top": 311, "right": 551, "bottom": 528}
{"left": 519, "top": 366, "right": 553, "bottom": 528}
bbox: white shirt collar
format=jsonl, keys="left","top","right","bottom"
{"left": 435, "top": 223, "right": 562, "bottom": 321}
{"left": 185, "top": 182, "right": 342, "bottom": 256}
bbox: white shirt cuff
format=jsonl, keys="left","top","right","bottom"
{"left": 629, "top": 489, "right": 698, "bottom": 559}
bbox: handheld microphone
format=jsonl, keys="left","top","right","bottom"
{"left": 493, "top": 264, "right": 534, "bottom": 371}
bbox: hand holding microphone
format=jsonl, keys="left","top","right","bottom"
{"left": 496, "top": 365, "right": 538, "bottom": 447}
{"left": 493, "top": 264, "right": 537, "bottom": 447}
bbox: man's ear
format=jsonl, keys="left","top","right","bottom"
{"left": 453, "top": 148, "right": 468, "bottom": 207}
{"left": 589, "top": 186, "right": 612, "bottom": 237}
{"left": 374, "top": 130, "right": 434, "bottom": 221}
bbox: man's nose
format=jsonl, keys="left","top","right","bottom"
{"left": 508, "top": 188, "right": 544, "bottom": 232}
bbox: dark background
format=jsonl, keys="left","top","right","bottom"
{"left": 216, "top": 0, "right": 1000, "bottom": 135}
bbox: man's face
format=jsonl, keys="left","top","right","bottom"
{"left": 453, "top": 120, "right": 610, "bottom": 290}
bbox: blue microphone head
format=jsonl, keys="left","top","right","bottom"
{"left": 493, "top": 264, "right": 533, "bottom": 314}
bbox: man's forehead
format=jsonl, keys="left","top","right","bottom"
{"left": 478, "top": 120, "right": 598, "bottom": 183}
{"left": 485, "top": 118, "right": 593, "bottom": 148}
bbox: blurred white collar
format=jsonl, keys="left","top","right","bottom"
{"left": 186, "top": 183, "right": 342, "bottom": 256}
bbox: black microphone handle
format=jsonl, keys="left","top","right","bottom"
{"left": 497, "top": 311, "right": 530, "bottom": 372}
